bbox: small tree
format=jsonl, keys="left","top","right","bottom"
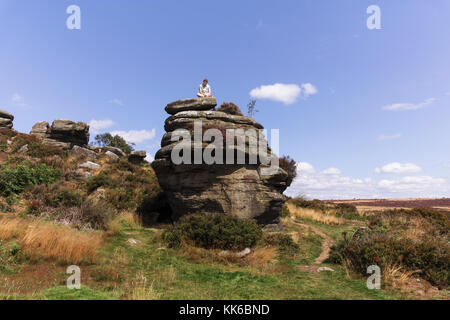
{"left": 279, "top": 155, "right": 297, "bottom": 187}
{"left": 94, "top": 133, "right": 135, "bottom": 155}
{"left": 247, "top": 99, "right": 259, "bottom": 118}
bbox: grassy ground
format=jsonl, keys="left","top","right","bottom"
{"left": 0, "top": 212, "right": 401, "bottom": 300}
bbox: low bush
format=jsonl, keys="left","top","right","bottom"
{"left": 335, "top": 203, "right": 362, "bottom": 220}
{"left": 27, "top": 142, "right": 66, "bottom": 158}
{"left": 262, "top": 233, "right": 299, "bottom": 255}
{"left": 80, "top": 200, "right": 116, "bottom": 230}
{"left": 86, "top": 163, "right": 161, "bottom": 210}
{"left": 86, "top": 173, "right": 112, "bottom": 193}
{"left": 27, "top": 184, "right": 84, "bottom": 208}
{"left": 329, "top": 228, "right": 449, "bottom": 289}
{"left": 0, "top": 162, "right": 60, "bottom": 197}
{"left": 162, "top": 214, "right": 263, "bottom": 250}
{"left": 217, "top": 102, "right": 244, "bottom": 116}
{"left": 292, "top": 198, "right": 327, "bottom": 212}
{"left": 9, "top": 134, "right": 40, "bottom": 153}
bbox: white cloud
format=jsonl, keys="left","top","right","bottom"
{"left": 145, "top": 153, "right": 154, "bottom": 163}
{"left": 378, "top": 176, "right": 446, "bottom": 193}
{"left": 322, "top": 167, "right": 341, "bottom": 175}
{"left": 285, "top": 162, "right": 448, "bottom": 199}
{"left": 111, "top": 129, "right": 156, "bottom": 144}
{"left": 375, "top": 162, "right": 422, "bottom": 174}
{"left": 297, "top": 162, "right": 315, "bottom": 174}
{"left": 250, "top": 83, "right": 317, "bottom": 105}
{"left": 378, "top": 133, "right": 402, "bottom": 141}
{"left": 88, "top": 119, "right": 116, "bottom": 134}
{"left": 12, "top": 93, "right": 29, "bottom": 108}
{"left": 382, "top": 98, "right": 436, "bottom": 111}
{"left": 300, "top": 83, "right": 318, "bottom": 98}
{"left": 109, "top": 98, "right": 124, "bottom": 106}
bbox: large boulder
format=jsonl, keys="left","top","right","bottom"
{"left": 128, "top": 150, "right": 147, "bottom": 164}
{"left": 30, "top": 119, "right": 90, "bottom": 150}
{"left": 165, "top": 97, "right": 217, "bottom": 115}
{"left": 30, "top": 121, "right": 50, "bottom": 138}
{"left": 0, "top": 109, "right": 14, "bottom": 129}
{"left": 152, "top": 97, "right": 288, "bottom": 226}
{"left": 71, "top": 145, "right": 98, "bottom": 160}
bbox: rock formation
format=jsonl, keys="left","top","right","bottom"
{"left": 30, "top": 119, "right": 89, "bottom": 149}
{"left": 128, "top": 150, "right": 147, "bottom": 164}
{"left": 152, "top": 97, "right": 288, "bottom": 225}
{"left": 0, "top": 110, "right": 14, "bottom": 129}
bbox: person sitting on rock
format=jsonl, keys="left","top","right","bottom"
{"left": 197, "top": 78, "right": 212, "bottom": 97}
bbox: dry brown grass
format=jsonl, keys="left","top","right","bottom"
{"left": 128, "top": 271, "right": 160, "bottom": 300}
{"left": 0, "top": 217, "right": 103, "bottom": 264}
{"left": 286, "top": 203, "right": 345, "bottom": 225}
{"left": 383, "top": 264, "right": 420, "bottom": 290}
{"left": 245, "top": 247, "right": 278, "bottom": 268}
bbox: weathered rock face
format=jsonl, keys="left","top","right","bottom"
{"left": 128, "top": 150, "right": 147, "bottom": 164}
{"left": 165, "top": 97, "right": 217, "bottom": 115}
{"left": 30, "top": 119, "right": 90, "bottom": 149}
{"left": 152, "top": 97, "right": 288, "bottom": 225}
{"left": 0, "top": 110, "right": 14, "bottom": 129}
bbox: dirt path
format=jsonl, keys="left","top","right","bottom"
{"left": 292, "top": 221, "right": 335, "bottom": 272}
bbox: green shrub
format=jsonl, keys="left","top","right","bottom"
{"left": 0, "top": 162, "right": 60, "bottom": 196}
{"left": 162, "top": 214, "right": 263, "bottom": 250}
{"left": 86, "top": 173, "right": 112, "bottom": 193}
{"left": 262, "top": 233, "right": 299, "bottom": 255}
{"left": 335, "top": 203, "right": 363, "bottom": 220}
{"left": 9, "top": 242, "right": 20, "bottom": 256}
{"left": 292, "top": 198, "right": 327, "bottom": 212}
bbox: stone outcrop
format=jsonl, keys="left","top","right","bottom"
{"left": 152, "top": 97, "right": 288, "bottom": 225}
{"left": 128, "top": 150, "right": 147, "bottom": 164}
{"left": 30, "top": 119, "right": 90, "bottom": 149}
{"left": 0, "top": 110, "right": 14, "bottom": 129}
{"left": 165, "top": 97, "right": 217, "bottom": 115}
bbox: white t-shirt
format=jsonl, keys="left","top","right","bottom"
{"left": 199, "top": 84, "right": 211, "bottom": 94}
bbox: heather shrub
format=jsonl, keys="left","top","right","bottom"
{"left": 335, "top": 203, "right": 362, "bottom": 220}
{"left": 163, "top": 214, "right": 263, "bottom": 250}
{"left": 80, "top": 200, "right": 116, "bottom": 230}
{"left": 217, "top": 102, "right": 244, "bottom": 116}
{"left": 262, "top": 233, "right": 299, "bottom": 255}
{"left": 292, "top": 198, "right": 327, "bottom": 212}
{"left": 27, "top": 184, "right": 84, "bottom": 208}
{"left": 86, "top": 173, "right": 112, "bottom": 192}
{"left": 10, "top": 134, "right": 40, "bottom": 153}
{"left": 329, "top": 228, "right": 449, "bottom": 288}
{"left": 27, "top": 142, "right": 66, "bottom": 158}
{"left": 86, "top": 162, "right": 161, "bottom": 210}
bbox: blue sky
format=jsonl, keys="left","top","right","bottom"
{"left": 1, "top": 0, "right": 449, "bottom": 199}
